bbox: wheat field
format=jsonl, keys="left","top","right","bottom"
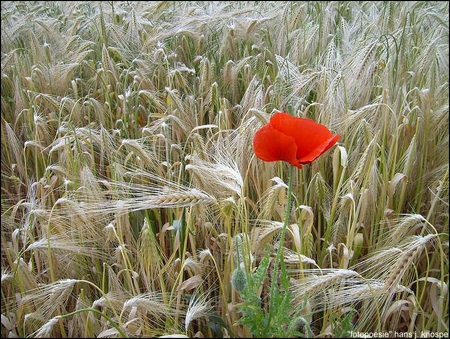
{"left": 1, "top": 1, "right": 449, "bottom": 338}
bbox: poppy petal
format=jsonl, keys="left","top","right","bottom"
{"left": 296, "top": 133, "right": 341, "bottom": 164}
{"left": 269, "top": 113, "right": 339, "bottom": 163}
{"left": 253, "top": 122, "right": 302, "bottom": 168}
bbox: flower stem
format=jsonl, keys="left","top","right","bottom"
{"left": 268, "top": 165, "right": 294, "bottom": 325}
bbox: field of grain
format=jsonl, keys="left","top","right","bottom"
{"left": 1, "top": 1, "right": 448, "bottom": 338}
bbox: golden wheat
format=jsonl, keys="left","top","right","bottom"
{"left": 1, "top": 1, "right": 448, "bottom": 337}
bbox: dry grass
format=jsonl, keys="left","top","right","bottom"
{"left": 1, "top": 1, "right": 448, "bottom": 338}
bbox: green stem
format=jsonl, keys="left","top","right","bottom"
{"left": 57, "top": 308, "right": 127, "bottom": 338}
{"left": 267, "top": 165, "right": 294, "bottom": 329}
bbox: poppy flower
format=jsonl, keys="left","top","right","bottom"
{"left": 253, "top": 112, "right": 340, "bottom": 169}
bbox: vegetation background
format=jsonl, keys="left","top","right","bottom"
{"left": 1, "top": 1, "right": 448, "bottom": 338}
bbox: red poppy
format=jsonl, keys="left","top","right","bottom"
{"left": 253, "top": 112, "right": 340, "bottom": 169}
